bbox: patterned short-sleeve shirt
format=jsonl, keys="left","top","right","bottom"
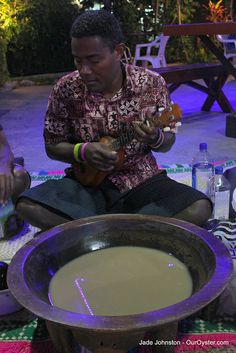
{"left": 44, "top": 64, "right": 171, "bottom": 192}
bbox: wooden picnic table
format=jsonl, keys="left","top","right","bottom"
{"left": 159, "top": 22, "right": 236, "bottom": 112}
{"left": 163, "top": 22, "right": 236, "bottom": 79}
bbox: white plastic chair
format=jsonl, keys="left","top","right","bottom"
{"left": 133, "top": 34, "right": 169, "bottom": 68}
{"left": 216, "top": 34, "right": 236, "bottom": 59}
{"left": 121, "top": 46, "right": 133, "bottom": 64}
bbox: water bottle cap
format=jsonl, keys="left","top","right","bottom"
{"left": 199, "top": 143, "right": 207, "bottom": 151}
{"left": 215, "top": 166, "right": 223, "bottom": 175}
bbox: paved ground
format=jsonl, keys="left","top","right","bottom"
{"left": 0, "top": 78, "right": 236, "bottom": 172}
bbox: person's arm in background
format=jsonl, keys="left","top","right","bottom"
{"left": 0, "top": 126, "right": 14, "bottom": 204}
{"left": 0, "top": 126, "right": 30, "bottom": 205}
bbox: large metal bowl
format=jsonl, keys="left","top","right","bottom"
{"left": 7, "top": 215, "right": 233, "bottom": 353}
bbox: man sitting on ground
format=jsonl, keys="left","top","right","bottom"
{"left": 16, "top": 10, "right": 212, "bottom": 231}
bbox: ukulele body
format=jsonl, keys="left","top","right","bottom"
{"left": 72, "top": 104, "right": 182, "bottom": 186}
{"left": 73, "top": 136, "right": 125, "bottom": 187}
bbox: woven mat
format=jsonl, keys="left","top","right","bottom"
{"left": 0, "top": 309, "right": 235, "bottom": 353}
{"left": 0, "top": 224, "right": 39, "bottom": 263}
{"left": 29, "top": 159, "right": 236, "bottom": 186}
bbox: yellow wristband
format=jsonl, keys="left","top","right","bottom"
{"left": 73, "top": 143, "right": 83, "bottom": 162}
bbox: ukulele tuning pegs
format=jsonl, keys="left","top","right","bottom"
{"left": 158, "top": 107, "right": 165, "bottom": 112}
{"left": 163, "top": 126, "right": 171, "bottom": 132}
{"left": 175, "top": 122, "right": 182, "bottom": 127}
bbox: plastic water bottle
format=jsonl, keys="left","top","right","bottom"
{"left": 192, "top": 143, "right": 214, "bottom": 195}
{"left": 211, "top": 166, "right": 230, "bottom": 220}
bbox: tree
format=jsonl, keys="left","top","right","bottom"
{"left": 0, "top": 0, "right": 29, "bottom": 83}
{"left": 6, "top": 0, "right": 79, "bottom": 76}
{"left": 0, "top": 37, "right": 8, "bottom": 85}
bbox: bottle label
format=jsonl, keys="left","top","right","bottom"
{"left": 214, "top": 190, "right": 230, "bottom": 220}
{"left": 195, "top": 170, "right": 212, "bottom": 194}
{"left": 0, "top": 200, "right": 15, "bottom": 239}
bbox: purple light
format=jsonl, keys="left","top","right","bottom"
{"left": 74, "top": 278, "right": 94, "bottom": 316}
{"left": 48, "top": 292, "right": 53, "bottom": 305}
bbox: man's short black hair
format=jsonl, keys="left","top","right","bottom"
{"left": 70, "top": 10, "right": 124, "bottom": 51}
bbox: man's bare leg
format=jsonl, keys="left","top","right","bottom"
{"left": 138, "top": 199, "right": 212, "bottom": 227}
{"left": 174, "top": 199, "right": 212, "bottom": 226}
{"left": 16, "top": 198, "right": 71, "bottom": 231}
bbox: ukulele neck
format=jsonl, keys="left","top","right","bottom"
{"left": 110, "top": 104, "right": 181, "bottom": 151}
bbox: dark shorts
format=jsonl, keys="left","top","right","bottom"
{"left": 18, "top": 171, "right": 211, "bottom": 220}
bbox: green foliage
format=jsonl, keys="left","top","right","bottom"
{"left": 0, "top": 0, "right": 30, "bottom": 82}
{"left": 3, "top": 0, "right": 79, "bottom": 76}
{"left": 0, "top": 37, "right": 8, "bottom": 84}
{"left": 0, "top": 0, "right": 28, "bottom": 41}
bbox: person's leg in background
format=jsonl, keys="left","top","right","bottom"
{"left": 12, "top": 162, "right": 31, "bottom": 203}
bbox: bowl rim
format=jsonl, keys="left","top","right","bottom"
{"left": 7, "top": 214, "right": 233, "bottom": 333}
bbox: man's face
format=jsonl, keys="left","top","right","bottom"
{"left": 71, "top": 36, "right": 123, "bottom": 94}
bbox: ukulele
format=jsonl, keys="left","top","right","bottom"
{"left": 72, "top": 103, "right": 182, "bottom": 186}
